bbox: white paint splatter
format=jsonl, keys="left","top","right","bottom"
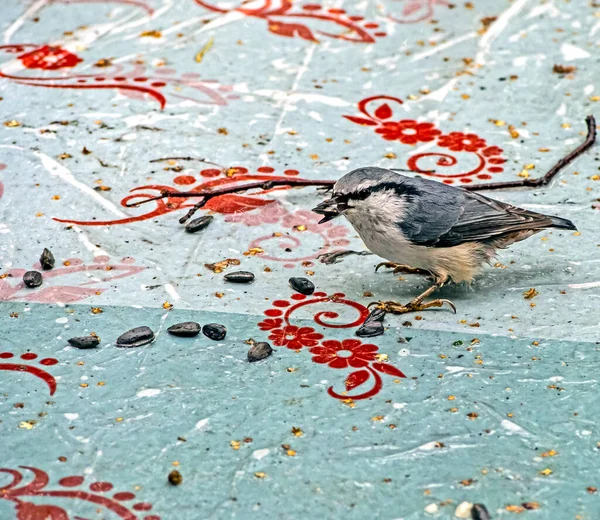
{"left": 136, "top": 388, "right": 161, "bottom": 398}
{"left": 560, "top": 43, "right": 590, "bottom": 61}
{"left": 55, "top": 317, "right": 68, "bottom": 324}
{"left": 252, "top": 449, "right": 270, "bottom": 460}
{"left": 195, "top": 418, "right": 210, "bottom": 430}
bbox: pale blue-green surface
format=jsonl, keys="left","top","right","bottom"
{"left": 1, "top": 0, "right": 599, "bottom": 518}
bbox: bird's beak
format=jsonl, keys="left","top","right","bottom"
{"left": 312, "top": 198, "right": 341, "bottom": 224}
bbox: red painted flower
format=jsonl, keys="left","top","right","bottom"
{"left": 309, "top": 339, "right": 378, "bottom": 369}
{"left": 258, "top": 318, "right": 283, "bottom": 331}
{"left": 375, "top": 119, "right": 441, "bottom": 144}
{"left": 267, "top": 325, "right": 323, "bottom": 350}
{"left": 481, "top": 145, "right": 503, "bottom": 157}
{"left": 18, "top": 46, "right": 82, "bottom": 70}
{"left": 438, "top": 132, "right": 486, "bottom": 152}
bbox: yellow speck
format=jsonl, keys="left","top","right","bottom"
{"left": 448, "top": 395, "right": 456, "bottom": 400}
{"left": 287, "top": 129, "right": 297, "bottom": 135}
{"left": 539, "top": 468, "right": 553, "bottom": 476}
{"left": 217, "top": 127, "right": 228, "bottom": 135}
{"left": 80, "top": 383, "right": 88, "bottom": 388}
{"left": 195, "top": 36, "right": 214, "bottom": 63}
{"left": 449, "top": 407, "right": 459, "bottom": 413}
{"left": 384, "top": 152, "right": 397, "bottom": 159}
{"left": 91, "top": 307, "right": 103, "bottom": 314}
{"left": 291, "top": 427, "right": 303, "bottom": 437}
{"left": 538, "top": 147, "right": 551, "bottom": 152}
{"left": 542, "top": 449, "right": 557, "bottom": 457}
{"left": 517, "top": 170, "right": 529, "bottom": 178}
{"left": 407, "top": 94, "right": 418, "bottom": 100}
{"left": 372, "top": 415, "right": 384, "bottom": 421}
{"left": 375, "top": 353, "right": 388, "bottom": 361}
{"left": 230, "top": 440, "right": 241, "bottom": 450}
{"left": 19, "top": 421, "right": 36, "bottom": 430}
{"left": 97, "top": 381, "right": 105, "bottom": 386}
{"left": 254, "top": 472, "right": 266, "bottom": 479}
{"left": 494, "top": 119, "right": 506, "bottom": 126}
{"left": 140, "top": 30, "right": 162, "bottom": 37}
{"left": 294, "top": 225, "right": 307, "bottom": 232}
{"left": 35, "top": 212, "right": 44, "bottom": 217}
{"left": 590, "top": 96, "right": 600, "bottom": 102}
{"left": 215, "top": 292, "right": 224, "bottom": 299}
{"left": 590, "top": 175, "right": 600, "bottom": 181}
{"left": 523, "top": 288, "right": 539, "bottom": 300}
{"left": 116, "top": 417, "right": 124, "bottom": 422}
{"left": 243, "top": 247, "right": 264, "bottom": 256}
{"left": 286, "top": 449, "right": 297, "bottom": 457}
{"left": 162, "top": 301, "right": 173, "bottom": 310}
{"left": 461, "top": 93, "right": 470, "bottom": 100}
{"left": 4, "top": 120, "right": 21, "bottom": 127}
{"left": 508, "top": 125, "right": 519, "bottom": 138}
{"left": 310, "top": 154, "right": 319, "bottom": 160}
{"left": 573, "top": 231, "right": 581, "bottom": 236}
{"left": 562, "top": 123, "right": 571, "bottom": 128}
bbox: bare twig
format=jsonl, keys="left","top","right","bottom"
{"left": 149, "top": 156, "right": 223, "bottom": 166}
{"left": 466, "top": 115, "right": 596, "bottom": 191}
{"left": 133, "top": 116, "right": 595, "bottom": 225}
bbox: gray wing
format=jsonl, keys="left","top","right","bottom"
{"left": 397, "top": 177, "right": 570, "bottom": 247}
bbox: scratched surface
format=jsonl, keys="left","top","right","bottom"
{"left": 1, "top": 0, "right": 599, "bottom": 518}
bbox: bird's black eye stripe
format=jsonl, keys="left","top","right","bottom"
{"left": 335, "top": 182, "right": 420, "bottom": 203}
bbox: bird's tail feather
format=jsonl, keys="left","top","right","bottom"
{"left": 549, "top": 215, "right": 577, "bottom": 231}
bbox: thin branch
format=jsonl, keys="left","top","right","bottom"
{"left": 466, "top": 115, "right": 596, "bottom": 191}
{"left": 149, "top": 156, "right": 223, "bottom": 167}
{"left": 131, "top": 116, "right": 595, "bottom": 225}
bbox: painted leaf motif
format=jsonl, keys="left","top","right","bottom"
{"left": 16, "top": 502, "right": 69, "bottom": 520}
{"left": 268, "top": 22, "right": 317, "bottom": 42}
{"left": 372, "top": 362, "right": 406, "bottom": 378}
{"left": 374, "top": 103, "right": 393, "bottom": 120}
{"left": 345, "top": 369, "right": 370, "bottom": 391}
{"left": 203, "top": 194, "right": 275, "bottom": 214}
{"left": 343, "top": 115, "right": 377, "bottom": 126}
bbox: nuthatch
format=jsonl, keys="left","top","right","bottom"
{"left": 312, "top": 167, "right": 576, "bottom": 314}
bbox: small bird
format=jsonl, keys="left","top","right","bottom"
{"left": 312, "top": 166, "right": 576, "bottom": 314}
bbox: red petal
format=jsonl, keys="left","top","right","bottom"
{"left": 311, "top": 355, "right": 332, "bottom": 364}
{"left": 344, "top": 115, "right": 378, "bottom": 126}
{"left": 372, "top": 362, "right": 406, "bottom": 378}
{"left": 355, "top": 344, "right": 379, "bottom": 353}
{"left": 308, "top": 347, "right": 330, "bottom": 356}
{"left": 329, "top": 357, "right": 349, "bottom": 369}
{"left": 341, "top": 339, "right": 362, "bottom": 349}
{"left": 374, "top": 103, "right": 393, "bottom": 120}
{"left": 348, "top": 358, "right": 369, "bottom": 368}
{"left": 321, "top": 340, "right": 341, "bottom": 349}
{"left": 204, "top": 194, "right": 275, "bottom": 214}
{"left": 345, "top": 369, "right": 370, "bottom": 391}
{"left": 268, "top": 21, "right": 317, "bottom": 42}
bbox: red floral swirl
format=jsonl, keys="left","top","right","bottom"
{"left": 387, "top": 0, "right": 450, "bottom": 24}
{"left": 0, "top": 352, "right": 58, "bottom": 396}
{"left": 258, "top": 294, "right": 405, "bottom": 400}
{"left": 194, "top": 0, "right": 385, "bottom": 43}
{"left": 344, "top": 95, "right": 507, "bottom": 185}
{"left": 0, "top": 466, "right": 160, "bottom": 519}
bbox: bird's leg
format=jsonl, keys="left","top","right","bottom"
{"left": 369, "top": 282, "right": 457, "bottom": 315}
{"left": 375, "top": 262, "right": 431, "bottom": 277}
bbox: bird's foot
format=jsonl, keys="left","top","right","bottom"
{"left": 374, "top": 262, "right": 431, "bottom": 277}
{"left": 368, "top": 298, "right": 456, "bottom": 315}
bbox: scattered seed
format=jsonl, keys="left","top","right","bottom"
{"left": 553, "top": 64, "right": 576, "bottom": 74}
{"left": 289, "top": 277, "right": 315, "bottom": 295}
{"left": 167, "top": 322, "right": 201, "bottom": 337}
{"left": 185, "top": 215, "right": 213, "bottom": 233}
{"left": 202, "top": 323, "right": 226, "bottom": 341}
{"left": 23, "top": 271, "right": 43, "bottom": 288}
{"left": 168, "top": 470, "right": 182, "bottom": 485}
{"left": 40, "top": 248, "right": 55, "bottom": 270}
{"left": 356, "top": 308, "right": 386, "bottom": 338}
{"left": 68, "top": 336, "right": 100, "bottom": 349}
{"left": 224, "top": 271, "right": 255, "bottom": 284}
{"left": 471, "top": 504, "right": 491, "bottom": 520}
{"left": 205, "top": 258, "right": 240, "bottom": 273}
{"left": 116, "top": 326, "right": 155, "bottom": 348}
{"left": 248, "top": 342, "right": 273, "bottom": 362}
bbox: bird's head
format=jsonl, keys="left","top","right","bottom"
{"left": 312, "top": 167, "right": 408, "bottom": 225}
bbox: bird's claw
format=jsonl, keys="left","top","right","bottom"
{"left": 368, "top": 299, "right": 457, "bottom": 315}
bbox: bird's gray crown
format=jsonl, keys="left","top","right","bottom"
{"left": 333, "top": 167, "right": 409, "bottom": 199}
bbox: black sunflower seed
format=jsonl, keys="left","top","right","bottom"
{"left": 355, "top": 308, "right": 385, "bottom": 338}
{"left": 23, "top": 271, "right": 43, "bottom": 288}
{"left": 355, "top": 321, "right": 384, "bottom": 338}
{"left": 116, "top": 326, "right": 155, "bottom": 348}
{"left": 40, "top": 248, "right": 55, "bottom": 270}
{"left": 167, "top": 322, "right": 201, "bottom": 337}
{"left": 202, "top": 323, "right": 226, "bottom": 341}
{"left": 471, "top": 504, "right": 491, "bottom": 520}
{"left": 68, "top": 336, "right": 100, "bottom": 349}
{"left": 224, "top": 271, "right": 255, "bottom": 283}
{"left": 289, "top": 277, "right": 315, "bottom": 295}
{"left": 248, "top": 342, "right": 273, "bottom": 362}
{"left": 185, "top": 215, "right": 213, "bottom": 233}
{"left": 168, "top": 470, "right": 182, "bottom": 486}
